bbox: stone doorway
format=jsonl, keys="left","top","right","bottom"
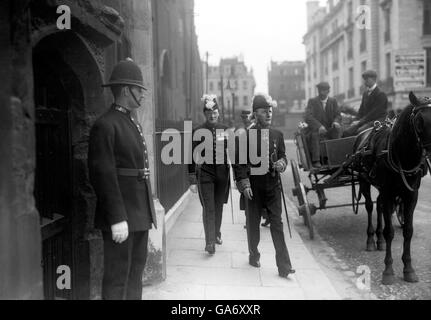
{"left": 33, "top": 35, "right": 82, "bottom": 300}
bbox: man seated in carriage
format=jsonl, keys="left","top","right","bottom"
{"left": 343, "top": 70, "right": 388, "bottom": 137}
{"left": 304, "top": 82, "right": 342, "bottom": 168}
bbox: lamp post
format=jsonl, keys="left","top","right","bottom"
{"left": 225, "top": 78, "right": 236, "bottom": 123}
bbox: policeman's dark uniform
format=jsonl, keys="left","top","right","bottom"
{"left": 188, "top": 97, "right": 230, "bottom": 254}
{"left": 233, "top": 94, "right": 295, "bottom": 277}
{"left": 88, "top": 59, "right": 157, "bottom": 300}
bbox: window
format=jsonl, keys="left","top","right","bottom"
{"left": 243, "top": 81, "right": 248, "bottom": 90}
{"left": 424, "top": 0, "right": 431, "bottom": 35}
{"left": 243, "top": 96, "right": 249, "bottom": 106}
{"left": 347, "top": 30, "right": 353, "bottom": 59}
{"left": 361, "top": 60, "right": 367, "bottom": 73}
{"left": 332, "top": 43, "right": 339, "bottom": 70}
{"left": 209, "top": 81, "right": 214, "bottom": 91}
{"left": 347, "top": 1, "right": 353, "bottom": 23}
{"left": 348, "top": 67, "right": 355, "bottom": 98}
{"left": 427, "top": 48, "right": 431, "bottom": 86}
{"left": 384, "top": 8, "right": 391, "bottom": 42}
{"left": 333, "top": 77, "right": 340, "bottom": 95}
{"left": 360, "top": 29, "right": 367, "bottom": 52}
{"left": 386, "top": 52, "right": 392, "bottom": 79}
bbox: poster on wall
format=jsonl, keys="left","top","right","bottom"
{"left": 393, "top": 49, "right": 426, "bottom": 91}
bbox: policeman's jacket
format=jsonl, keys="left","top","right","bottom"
{"left": 88, "top": 105, "right": 157, "bottom": 232}
{"left": 188, "top": 121, "right": 230, "bottom": 203}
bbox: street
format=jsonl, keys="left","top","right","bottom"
{"left": 284, "top": 140, "right": 431, "bottom": 300}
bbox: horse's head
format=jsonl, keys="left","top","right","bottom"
{"left": 409, "top": 91, "right": 431, "bottom": 154}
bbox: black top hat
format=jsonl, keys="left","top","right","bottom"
{"left": 102, "top": 58, "right": 147, "bottom": 90}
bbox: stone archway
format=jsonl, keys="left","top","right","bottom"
{"left": 32, "top": 30, "right": 105, "bottom": 299}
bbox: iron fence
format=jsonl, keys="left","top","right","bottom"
{"left": 155, "top": 119, "right": 190, "bottom": 213}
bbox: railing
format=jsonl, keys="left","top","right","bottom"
{"left": 155, "top": 119, "right": 190, "bottom": 213}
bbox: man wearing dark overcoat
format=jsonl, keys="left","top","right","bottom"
{"left": 188, "top": 95, "right": 230, "bottom": 255}
{"left": 233, "top": 93, "right": 295, "bottom": 278}
{"left": 304, "top": 82, "right": 342, "bottom": 168}
{"left": 343, "top": 70, "right": 388, "bottom": 137}
{"left": 88, "top": 58, "right": 157, "bottom": 300}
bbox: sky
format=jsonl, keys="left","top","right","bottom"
{"left": 195, "top": 0, "right": 326, "bottom": 92}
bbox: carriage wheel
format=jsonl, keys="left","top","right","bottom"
{"left": 299, "top": 183, "right": 314, "bottom": 240}
{"left": 394, "top": 197, "right": 404, "bottom": 228}
{"left": 291, "top": 159, "right": 302, "bottom": 194}
{"left": 290, "top": 160, "right": 314, "bottom": 239}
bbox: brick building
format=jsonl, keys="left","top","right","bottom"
{"left": 304, "top": 0, "right": 431, "bottom": 111}
{"left": 1, "top": 0, "right": 202, "bottom": 299}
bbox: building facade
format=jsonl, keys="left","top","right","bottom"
{"left": 268, "top": 61, "right": 306, "bottom": 114}
{"left": 1, "top": 0, "right": 202, "bottom": 299}
{"left": 203, "top": 57, "right": 256, "bottom": 125}
{"left": 304, "top": 0, "right": 431, "bottom": 111}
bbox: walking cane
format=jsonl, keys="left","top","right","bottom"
{"left": 229, "top": 175, "right": 234, "bottom": 224}
{"left": 279, "top": 174, "right": 292, "bottom": 239}
{"left": 271, "top": 145, "right": 292, "bottom": 239}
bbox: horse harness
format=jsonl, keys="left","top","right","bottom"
{"left": 386, "top": 104, "right": 431, "bottom": 191}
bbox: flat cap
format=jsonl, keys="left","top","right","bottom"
{"left": 316, "top": 82, "right": 330, "bottom": 90}
{"left": 362, "top": 70, "right": 378, "bottom": 79}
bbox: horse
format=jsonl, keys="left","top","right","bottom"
{"left": 352, "top": 92, "right": 431, "bottom": 285}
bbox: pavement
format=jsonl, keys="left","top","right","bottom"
{"left": 142, "top": 170, "right": 341, "bottom": 300}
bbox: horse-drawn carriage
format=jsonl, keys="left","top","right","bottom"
{"left": 289, "top": 92, "right": 431, "bottom": 285}
{"left": 290, "top": 123, "right": 405, "bottom": 240}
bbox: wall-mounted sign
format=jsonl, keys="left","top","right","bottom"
{"left": 393, "top": 49, "right": 426, "bottom": 91}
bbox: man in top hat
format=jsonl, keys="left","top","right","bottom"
{"left": 188, "top": 95, "right": 231, "bottom": 255}
{"left": 233, "top": 93, "right": 295, "bottom": 278}
{"left": 88, "top": 58, "right": 157, "bottom": 300}
{"left": 343, "top": 70, "right": 388, "bottom": 137}
{"left": 236, "top": 110, "right": 270, "bottom": 228}
{"left": 304, "top": 81, "right": 342, "bottom": 168}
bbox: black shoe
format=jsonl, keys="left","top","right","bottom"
{"left": 249, "top": 258, "right": 261, "bottom": 268}
{"left": 216, "top": 237, "right": 223, "bottom": 245}
{"left": 205, "top": 244, "right": 215, "bottom": 255}
{"left": 279, "top": 269, "right": 296, "bottom": 278}
{"left": 261, "top": 219, "right": 270, "bottom": 227}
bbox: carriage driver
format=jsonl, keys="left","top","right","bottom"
{"left": 304, "top": 82, "right": 342, "bottom": 168}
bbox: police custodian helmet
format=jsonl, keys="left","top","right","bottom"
{"left": 102, "top": 58, "right": 147, "bottom": 90}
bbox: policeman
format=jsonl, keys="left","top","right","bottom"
{"left": 233, "top": 93, "right": 295, "bottom": 278}
{"left": 189, "top": 95, "right": 230, "bottom": 255}
{"left": 88, "top": 58, "right": 157, "bottom": 300}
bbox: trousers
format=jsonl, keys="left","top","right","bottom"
{"left": 197, "top": 165, "right": 229, "bottom": 245}
{"left": 245, "top": 175, "right": 293, "bottom": 274}
{"left": 102, "top": 231, "right": 148, "bottom": 300}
